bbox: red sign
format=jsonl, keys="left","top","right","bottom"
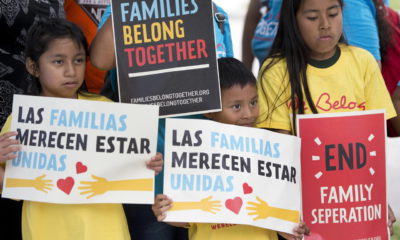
{"left": 297, "top": 110, "right": 388, "bottom": 240}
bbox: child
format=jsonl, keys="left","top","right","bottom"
{"left": 0, "top": 18, "right": 162, "bottom": 240}
{"left": 152, "top": 57, "right": 309, "bottom": 240}
{"left": 255, "top": 0, "right": 396, "bottom": 234}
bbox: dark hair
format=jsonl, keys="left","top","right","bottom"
{"left": 373, "top": 0, "right": 392, "bottom": 59}
{"left": 25, "top": 18, "right": 88, "bottom": 95}
{"left": 218, "top": 57, "right": 256, "bottom": 90}
{"left": 259, "top": 0, "right": 344, "bottom": 134}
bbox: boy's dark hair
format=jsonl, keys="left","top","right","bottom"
{"left": 25, "top": 18, "right": 88, "bottom": 95}
{"left": 218, "top": 57, "right": 256, "bottom": 90}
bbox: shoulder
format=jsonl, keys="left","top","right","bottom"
{"left": 78, "top": 92, "right": 112, "bottom": 102}
{"left": 340, "top": 44, "right": 376, "bottom": 63}
{"left": 260, "top": 57, "right": 287, "bottom": 75}
{"left": 0, "top": 115, "right": 12, "bottom": 134}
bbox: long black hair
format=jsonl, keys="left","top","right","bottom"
{"left": 259, "top": 0, "right": 344, "bottom": 135}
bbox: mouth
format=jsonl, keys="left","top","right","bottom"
{"left": 240, "top": 122, "right": 255, "bottom": 127}
{"left": 319, "top": 35, "right": 333, "bottom": 40}
{"left": 63, "top": 81, "right": 79, "bottom": 87}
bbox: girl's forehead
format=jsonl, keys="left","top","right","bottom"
{"left": 44, "top": 38, "right": 85, "bottom": 55}
{"left": 298, "top": 0, "right": 342, "bottom": 10}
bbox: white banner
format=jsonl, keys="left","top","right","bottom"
{"left": 2, "top": 95, "right": 159, "bottom": 204}
{"left": 163, "top": 118, "right": 301, "bottom": 234}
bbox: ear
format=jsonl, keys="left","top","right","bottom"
{"left": 26, "top": 58, "right": 39, "bottom": 77}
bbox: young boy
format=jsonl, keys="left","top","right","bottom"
{"left": 152, "top": 57, "right": 309, "bottom": 240}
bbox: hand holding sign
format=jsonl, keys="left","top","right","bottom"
{"left": 79, "top": 175, "right": 154, "bottom": 199}
{"left": 6, "top": 174, "right": 53, "bottom": 193}
{"left": 0, "top": 131, "right": 21, "bottom": 163}
{"left": 170, "top": 196, "right": 222, "bottom": 214}
{"left": 247, "top": 196, "right": 299, "bottom": 223}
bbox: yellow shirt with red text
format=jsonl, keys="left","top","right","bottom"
{"left": 189, "top": 223, "right": 278, "bottom": 240}
{"left": 256, "top": 44, "right": 396, "bottom": 131}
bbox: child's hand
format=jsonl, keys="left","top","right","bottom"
{"left": 152, "top": 194, "right": 173, "bottom": 221}
{"left": 146, "top": 152, "right": 163, "bottom": 175}
{"left": 0, "top": 132, "right": 21, "bottom": 163}
{"left": 278, "top": 221, "right": 310, "bottom": 240}
{"left": 292, "top": 221, "right": 310, "bottom": 239}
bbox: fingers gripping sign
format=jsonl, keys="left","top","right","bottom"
{"left": 0, "top": 131, "right": 21, "bottom": 163}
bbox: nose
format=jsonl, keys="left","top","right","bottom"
{"left": 242, "top": 106, "right": 252, "bottom": 119}
{"left": 319, "top": 14, "right": 330, "bottom": 30}
{"left": 64, "top": 61, "right": 76, "bottom": 77}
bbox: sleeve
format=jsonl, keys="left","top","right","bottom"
{"left": 255, "top": 60, "right": 292, "bottom": 131}
{"left": 342, "top": 0, "right": 381, "bottom": 60}
{"left": 0, "top": 115, "right": 12, "bottom": 134}
{"left": 98, "top": 4, "right": 111, "bottom": 30}
{"left": 218, "top": 6, "right": 234, "bottom": 57}
{"left": 363, "top": 53, "right": 397, "bottom": 119}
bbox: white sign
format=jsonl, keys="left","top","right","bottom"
{"left": 163, "top": 118, "right": 301, "bottom": 233}
{"left": 2, "top": 95, "right": 159, "bottom": 204}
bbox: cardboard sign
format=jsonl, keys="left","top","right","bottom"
{"left": 111, "top": 0, "right": 221, "bottom": 117}
{"left": 297, "top": 110, "right": 388, "bottom": 240}
{"left": 2, "top": 95, "right": 158, "bottom": 204}
{"left": 163, "top": 118, "right": 301, "bottom": 233}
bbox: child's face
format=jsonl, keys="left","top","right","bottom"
{"left": 30, "top": 38, "right": 86, "bottom": 98}
{"left": 206, "top": 83, "right": 259, "bottom": 127}
{"left": 296, "top": 0, "right": 342, "bottom": 60}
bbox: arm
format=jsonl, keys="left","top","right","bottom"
{"left": 5, "top": 174, "right": 53, "bottom": 193}
{"left": 79, "top": 175, "right": 154, "bottom": 199}
{"left": 242, "top": 0, "right": 261, "bottom": 69}
{"left": 390, "top": 86, "right": 400, "bottom": 135}
{"left": 90, "top": 17, "right": 116, "bottom": 70}
{"left": 0, "top": 131, "right": 20, "bottom": 163}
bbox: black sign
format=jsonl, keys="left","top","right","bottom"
{"left": 111, "top": 0, "right": 221, "bottom": 116}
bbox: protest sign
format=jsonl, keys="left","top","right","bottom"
{"left": 111, "top": 0, "right": 221, "bottom": 117}
{"left": 163, "top": 118, "right": 301, "bottom": 233}
{"left": 297, "top": 110, "right": 388, "bottom": 240}
{"left": 2, "top": 94, "right": 159, "bottom": 204}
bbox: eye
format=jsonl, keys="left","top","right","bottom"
{"left": 306, "top": 16, "right": 318, "bottom": 21}
{"left": 53, "top": 59, "right": 63, "bottom": 65}
{"left": 329, "top": 12, "right": 339, "bottom": 18}
{"left": 75, "top": 58, "right": 85, "bottom": 64}
{"left": 231, "top": 104, "right": 241, "bottom": 110}
{"left": 250, "top": 99, "right": 258, "bottom": 107}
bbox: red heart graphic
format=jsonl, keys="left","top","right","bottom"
{"left": 76, "top": 162, "right": 87, "bottom": 174}
{"left": 225, "top": 197, "right": 243, "bottom": 214}
{"left": 57, "top": 177, "right": 74, "bottom": 195}
{"left": 243, "top": 183, "right": 253, "bottom": 194}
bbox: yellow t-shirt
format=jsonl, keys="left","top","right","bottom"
{"left": 1, "top": 93, "right": 130, "bottom": 240}
{"left": 189, "top": 223, "right": 278, "bottom": 240}
{"left": 256, "top": 44, "right": 396, "bottom": 131}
